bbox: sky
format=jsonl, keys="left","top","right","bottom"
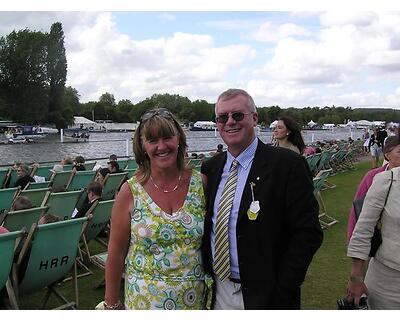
{"left": 2, "top": 3, "right": 400, "bottom": 109}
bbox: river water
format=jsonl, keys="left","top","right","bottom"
{"left": 0, "top": 127, "right": 363, "bottom": 166}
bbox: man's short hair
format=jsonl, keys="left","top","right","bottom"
{"left": 216, "top": 88, "right": 257, "bottom": 113}
{"left": 109, "top": 154, "right": 118, "bottom": 161}
{"left": 87, "top": 181, "right": 103, "bottom": 197}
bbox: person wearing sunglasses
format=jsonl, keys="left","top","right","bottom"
{"left": 201, "top": 88, "right": 323, "bottom": 309}
{"left": 105, "top": 108, "right": 207, "bottom": 310}
{"left": 273, "top": 116, "right": 306, "bottom": 155}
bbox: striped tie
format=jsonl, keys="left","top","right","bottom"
{"left": 213, "top": 159, "right": 239, "bottom": 281}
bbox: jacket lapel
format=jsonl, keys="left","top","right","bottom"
{"left": 237, "top": 141, "right": 272, "bottom": 223}
{"left": 206, "top": 152, "right": 227, "bottom": 214}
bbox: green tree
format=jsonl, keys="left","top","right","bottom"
{"left": 46, "top": 22, "right": 68, "bottom": 129}
{"left": 0, "top": 29, "right": 49, "bottom": 124}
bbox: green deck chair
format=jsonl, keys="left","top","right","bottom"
{"left": 81, "top": 199, "right": 114, "bottom": 260}
{"left": 18, "top": 188, "right": 51, "bottom": 208}
{"left": 66, "top": 170, "right": 96, "bottom": 191}
{"left": 125, "top": 158, "right": 138, "bottom": 170}
{"left": 187, "top": 158, "right": 202, "bottom": 166}
{"left": 50, "top": 170, "right": 73, "bottom": 190}
{"left": 14, "top": 217, "right": 88, "bottom": 309}
{"left": 1, "top": 206, "right": 49, "bottom": 232}
{"left": 45, "top": 190, "right": 82, "bottom": 220}
{"left": 0, "top": 229, "right": 24, "bottom": 309}
{"left": 31, "top": 165, "right": 55, "bottom": 181}
{"left": 306, "top": 153, "right": 321, "bottom": 176}
{"left": 0, "top": 187, "right": 20, "bottom": 214}
{"left": 313, "top": 169, "right": 338, "bottom": 229}
{"left": 0, "top": 167, "right": 10, "bottom": 188}
{"left": 84, "top": 161, "right": 97, "bottom": 171}
{"left": 24, "top": 181, "right": 51, "bottom": 190}
{"left": 101, "top": 172, "right": 127, "bottom": 200}
{"left": 115, "top": 159, "right": 128, "bottom": 170}
{"left": 124, "top": 168, "right": 136, "bottom": 179}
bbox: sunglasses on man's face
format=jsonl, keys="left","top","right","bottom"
{"left": 215, "top": 112, "right": 253, "bottom": 124}
{"left": 140, "top": 108, "right": 173, "bottom": 123}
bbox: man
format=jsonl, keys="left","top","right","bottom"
{"left": 72, "top": 181, "right": 102, "bottom": 219}
{"left": 201, "top": 89, "right": 323, "bottom": 309}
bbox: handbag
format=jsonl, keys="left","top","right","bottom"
{"left": 352, "top": 170, "right": 393, "bottom": 257}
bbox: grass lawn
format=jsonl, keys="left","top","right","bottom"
{"left": 16, "top": 160, "right": 373, "bottom": 310}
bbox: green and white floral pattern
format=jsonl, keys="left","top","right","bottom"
{"left": 124, "top": 170, "right": 206, "bottom": 310}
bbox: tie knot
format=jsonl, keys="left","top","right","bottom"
{"left": 231, "top": 159, "right": 239, "bottom": 170}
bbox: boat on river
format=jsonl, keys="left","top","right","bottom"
{"left": 189, "top": 121, "right": 217, "bottom": 131}
{"left": 3, "top": 125, "right": 57, "bottom": 141}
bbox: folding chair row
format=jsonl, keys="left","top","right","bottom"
{"left": 0, "top": 206, "right": 49, "bottom": 232}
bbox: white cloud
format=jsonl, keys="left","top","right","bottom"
{"left": 251, "top": 21, "right": 311, "bottom": 43}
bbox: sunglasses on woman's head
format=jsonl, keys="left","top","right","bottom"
{"left": 215, "top": 112, "right": 253, "bottom": 124}
{"left": 140, "top": 108, "right": 173, "bottom": 123}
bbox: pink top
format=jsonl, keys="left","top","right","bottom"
{"left": 347, "top": 166, "right": 387, "bottom": 242}
{"left": 304, "top": 146, "right": 316, "bottom": 156}
{"left": 0, "top": 226, "right": 9, "bottom": 234}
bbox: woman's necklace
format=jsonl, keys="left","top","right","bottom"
{"left": 150, "top": 174, "right": 182, "bottom": 193}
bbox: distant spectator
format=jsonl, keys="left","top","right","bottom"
{"left": 108, "top": 160, "right": 123, "bottom": 173}
{"left": 74, "top": 155, "right": 86, "bottom": 171}
{"left": 211, "top": 144, "right": 224, "bottom": 156}
{"left": 13, "top": 164, "right": 35, "bottom": 190}
{"left": 72, "top": 182, "right": 103, "bottom": 219}
{"left": 96, "top": 168, "right": 110, "bottom": 185}
{"left": 61, "top": 156, "right": 74, "bottom": 166}
{"left": 190, "top": 153, "right": 198, "bottom": 159}
{"left": 109, "top": 154, "right": 118, "bottom": 162}
{"left": 273, "top": 116, "right": 306, "bottom": 154}
{"left": 12, "top": 196, "right": 33, "bottom": 211}
{"left": 38, "top": 213, "right": 62, "bottom": 225}
{"left": 303, "top": 145, "right": 316, "bottom": 157}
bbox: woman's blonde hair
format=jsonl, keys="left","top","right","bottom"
{"left": 133, "top": 108, "right": 187, "bottom": 184}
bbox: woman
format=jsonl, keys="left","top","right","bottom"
{"left": 362, "top": 128, "right": 370, "bottom": 153}
{"left": 347, "top": 135, "right": 400, "bottom": 242}
{"left": 347, "top": 136, "right": 400, "bottom": 309}
{"left": 105, "top": 108, "right": 207, "bottom": 310}
{"left": 368, "top": 127, "right": 382, "bottom": 168}
{"left": 273, "top": 116, "right": 305, "bottom": 155}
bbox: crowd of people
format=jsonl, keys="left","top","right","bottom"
{"left": 1, "top": 88, "right": 399, "bottom": 310}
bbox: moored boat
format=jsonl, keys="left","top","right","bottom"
{"left": 189, "top": 121, "right": 217, "bottom": 131}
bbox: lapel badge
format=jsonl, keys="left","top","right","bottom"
{"left": 247, "top": 182, "right": 260, "bottom": 221}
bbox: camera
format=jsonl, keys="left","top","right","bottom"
{"left": 337, "top": 296, "right": 368, "bottom": 310}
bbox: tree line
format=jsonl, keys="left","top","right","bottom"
{"left": 1, "top": 23, "right": 399, "bottom": 130}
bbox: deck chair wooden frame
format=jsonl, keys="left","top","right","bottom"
{"left": 0, "top": 187, "right": 20, "bottom": 214}
{"left": 17, "top": 187, "right": 51, "bottom": 208}
{"left": 0, "top": 167, "right": 10, "bottom": 189}
{"left": 101, "top": 172, "right": 128, "bottom": 200}
{"left": 66, "top": 170, "right": 96, "bottom": 191}
{"left": 44, "top": 190, "right": 83, "bottom": 221}
{"left": 313, "top": 171, "right": 338, "bottom": 229}
{"left": 13, "top": 217, "right": 89, "bottom": 309}
{"left": 0, "top": 229, "right": 25, "bottom": 309}
{"left": 315, "top": 168, "right": 336, "bottom": 189}
{"left": 0, "top": 206, "right": 49, "bottom": 232}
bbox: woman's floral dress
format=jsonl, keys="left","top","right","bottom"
{"left": 124, "top": 170, "right": 206, "bottom": 309}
